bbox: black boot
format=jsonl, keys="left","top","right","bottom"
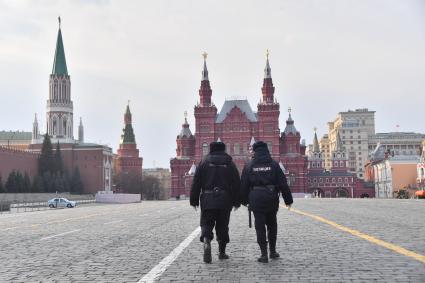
{"left": 218, "top": 242, "right": 229, "bottom": 260}
{"left": 257, "top": 244, "right": 268, "bottom": 263}
{"left": 203, "top": 237, "right": 212, "bottom": 264}
{"left": 269, "top": 242, "right": 280, "bottom": 259}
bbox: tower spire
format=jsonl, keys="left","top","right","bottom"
{"left": 335, "top": 130, "right": 343, "bottom": 151}
{"left": 121, "top": 103, "right": 135, "bottom": 144}
{"left": 261, "top": 49, "right": 275, "bottom": 104}
{"left": 78, "top": 117, "right": 84, "bottom": 143}
{"left": 202, "top": 52, "right": 209, "bottom": 81}
{"left": 198, "top": 52, "right": 213, "bottom": 106}
{"left": 52, "top": 17, "right": 68, "bottom": 75}
{"left": 313, "top": 128, "right": 320, "bottom": 153}
{"left": 264, "top": 49, "right": 271, "bottom": 79}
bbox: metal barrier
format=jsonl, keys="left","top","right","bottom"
{"left": 0, "top": 199, "right": 96, "bottom": 214}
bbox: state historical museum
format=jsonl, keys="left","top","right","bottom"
{"left": 170, "top": 53, "right": 308, "bottom": 198}
{"left": 170, "top": 52, "right": 375, "bottom": 198}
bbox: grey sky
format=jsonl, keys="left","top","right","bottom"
{"left": 1, "top": 0, "right": 424, "bottom": 168}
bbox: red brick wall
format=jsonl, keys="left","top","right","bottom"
{"left": 0, "top": 146, "right": 39, "bottom": 181}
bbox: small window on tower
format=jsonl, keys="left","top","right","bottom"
{"left": 234, "top": 143, "right": 240, "bottom": 155}
{"left": 202, "top": 143, "right": 208, "bottom": 156}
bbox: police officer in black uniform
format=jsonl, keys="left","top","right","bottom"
{"left": 190, "top": 141, "right": 241, "bottom": 263}
{"left": 241, "top": 141, "right": 293, "bottom": 263}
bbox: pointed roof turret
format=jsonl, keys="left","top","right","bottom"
{"left": 313, "top": 128, "right": 320, "bottom": 153}
{"left": 188, "top": 162, "right": 196, "bottom": 175}
{"left": 202, "top": 52, "right": 209, "bottom": 81}
{"left": 260, "top": 49, "right": 275, "bottom": 104}
{"left": 124, "top": 100, "right": 132, "bottom": 125}
{"left": 264, "top": 49, "right": 272, "bottom": 79}
{"left": 198, "top": 52, "right": 213, "bottom": 107}
{"left": 335, "top": 130, "right": 343, "bottom": 151}
{"left": 52, "top": 17, "right": 68, "bottom": 75}
{"left": 178, "top": 111, "right": 193, "bottom": 138}
{"left": 121, "top": 102, "right": 136, "bottom": 144}
{"left": 284, "top": 107, "right": 298, "bottom": 135}
{"left": 78, "top": 117, "right": 84, "bottom": 143}
{"left": 250, "top": 136, "right": 256, "bottom": 146}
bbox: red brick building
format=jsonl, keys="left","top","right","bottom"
{"left": 307, "top": 131, "right": 374, "bottom": 198}
{"left": 170, "top": 53, "right": 375, "bottom": 198}
{"left": 170, "top": 53, "right": 309, "bottom": 198}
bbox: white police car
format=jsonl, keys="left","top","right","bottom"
{"left": 47, "top": 198, "right": 76, "bottom": 208}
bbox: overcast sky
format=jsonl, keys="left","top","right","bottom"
{"left": 1, "top": 0, "right": 424, "bottom": 168}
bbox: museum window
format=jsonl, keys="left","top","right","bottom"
{"left": 202, "top": 143, "right": 208, "bottom": 156}
{"left": 234, "top": 143, "right": 240, "bottom": 155}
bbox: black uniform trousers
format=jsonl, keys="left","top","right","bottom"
{"left": 200, "top": 209, "right": 231, "bottom": 243}
{"left": 253, "top": 210, "right": 278, "bottom": 247}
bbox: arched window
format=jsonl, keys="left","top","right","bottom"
{"left": 52, "top": 117, "right": 57, "bottom": 135}
{"left": 202, "top": 143, "right": 208, "bottom": 156}
{"left": 63, "top": 118, "right": 67, "bottom": 136}
{"left": 234, "top": 143, "right": 240, "bottom": 155}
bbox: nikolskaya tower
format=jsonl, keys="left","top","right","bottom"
{"left": 32, "top": 17, "right": 82, "bottom": 144}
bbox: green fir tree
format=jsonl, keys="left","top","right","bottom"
{"left": 23, "top": 172, "right": 31, "bottom": 193}
{"left": 5, "top": 171, "right": 17, "bottom": 193}
{"left": 38, "top": 134, "right": 55, "bottom": 175}
{"left": 71, "top": 167, "right": 84, "bottom": 194}
{"left": 54, "top": 141, "right": 64, "bottom": 175}
{"left": 0, "top": 175, "right": 4, "bottom": 193}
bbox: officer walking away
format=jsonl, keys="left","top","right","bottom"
{"left": 241, "top": 141, "right": 293, "bottom": 263}
{"left": 190, "top": 141, "right": 241, "bottom": 264}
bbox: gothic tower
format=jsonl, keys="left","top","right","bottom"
{"left": 32, "top": 113, "right": 40, "bottom": 143}
{"left": 176, "top": 112, "right": 195, "bottom": 158}
{"left": 78, "top": 117, "right": 84, "bottom": 143}
{"left": 308, "top": 129, "right": 324, "bottom": 172}
{"left": 46, "top": 17, "right": 74, "bottom": 143}
{"left": 257, "top": 50, "right": 280, "bottom": 159}
{"left": 331, "top": 130, "right": 348, "bottom": 173}
{"left": 194, "top": 52, "right": 217, "bottom": 161}
{"left": 115, "top": 103, "right": 143, "bottom": 191}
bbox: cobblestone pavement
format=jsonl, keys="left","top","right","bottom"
{"left": 0, "top": 199, "right": 424, "bottom": 282}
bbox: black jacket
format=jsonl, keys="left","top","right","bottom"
{"left": 190, "top": 151, "right": 241, "bottom": 210}
{"left": 241, "top": 147, "right": 293, "bottom": 212}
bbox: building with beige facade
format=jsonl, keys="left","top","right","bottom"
{"left": 319, "top": 134, "right": 331, "bottom": 169}
{"left": 368, "top": 132, "right": 425, "bottom": 157}
{"left": 365, "top": 144, "right": 420, "bottom": 198}
{"left": 328, "top": 108, "right": 375, "bottom": 179}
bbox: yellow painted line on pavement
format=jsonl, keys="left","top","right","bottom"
{"left": 285, "top": 206, "right": 425, "bottom": 264}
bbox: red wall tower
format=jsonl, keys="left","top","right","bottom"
{"left": 115, "top": 103, "right": 143, "bottom": 188}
